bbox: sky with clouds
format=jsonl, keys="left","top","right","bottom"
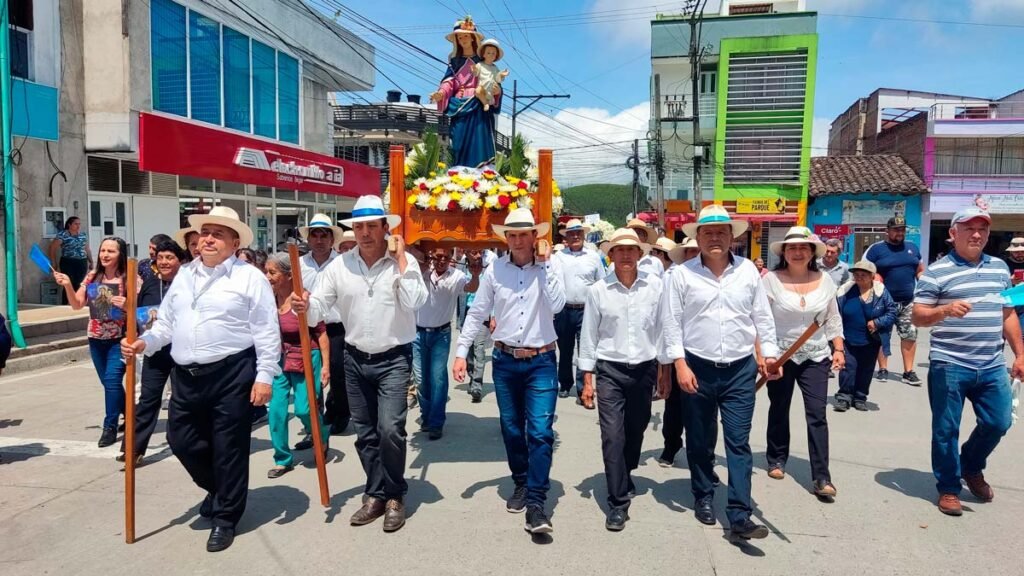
{"left": 322, "top": 0, "right": 1024, "bottom": 185}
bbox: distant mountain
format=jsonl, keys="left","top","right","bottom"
{"left": 560, "top": 184, "right": 636, "bottom": 227}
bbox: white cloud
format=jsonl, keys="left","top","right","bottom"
{"left": 587, "top": 0, "right": 683, "bottom": 49}
{"left": 812, "top": 116, "right": 831, "bottom": 157}
{"left": 497, "top": 101, "right": 651, "bottom": 185}
{"left": 969, "top": 0, "right": 1024, "bottom": 17}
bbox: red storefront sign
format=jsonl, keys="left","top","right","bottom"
{"left": 814, "top": 224, "right": 850, "bottom": 240}
{"left": 139, "top": 112, "right": 378, "bottom": 197}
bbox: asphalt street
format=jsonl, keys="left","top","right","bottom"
{"left": 2, "top": 330, "right": 1023, "bottom": 576}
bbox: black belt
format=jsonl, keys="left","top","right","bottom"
{"left": 416, "top": 324, "right": 451, "bottom": 333}
{"left": 345, "top": 343, "right": 411, "bottom": 363}
{"left": 563, "top": 303, "right": 585, "bottom": 310}
{"left": 685, "top": 352, "right": 751, "bottom": 370}
{"left": 325, "top": 322, "right": 346, "bottom": 337}
{"left": 177, "top": 347, "right": 255, "bottom": 378}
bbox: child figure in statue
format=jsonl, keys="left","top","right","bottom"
{"left": 474, "top": 39, "right": 508, "bottom": 112}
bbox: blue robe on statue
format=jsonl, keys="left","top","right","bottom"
{"left": 438, "top": 56, "right": 500, "bottom": 168}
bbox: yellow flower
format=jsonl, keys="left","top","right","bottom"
{"left": 506, "top": 176, "right": 520, "bottom": 184}
{"left": 437, "top": 162, "right": 447, "bottom": 169}
{"left": 483, "top": 172, "right": 496, "bottom": 180}
{"left": 432, "top": 186, "right": 444, "bottom": 195}
{"left": 475, "top": 198, "right": 484, "bottom": 207}
{"left": 407, "top": 195, "right": 417, "bottom": 205}
{"left": 404, "top": 165, "right": 410, "bottom": 176}
{"left": 429, "top": 171, "right": 436, "bottom": 177}
{"left": 509, "top": 202, "right": 518, "bottom": 210}
{"left": 428, "top": 197, "right": 436, "bottom": 208}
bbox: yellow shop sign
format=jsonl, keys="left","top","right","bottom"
{"left": 736, "top": 198, "right": 786, "bottom": 214}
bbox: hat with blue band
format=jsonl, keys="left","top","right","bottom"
{"left": 339, "top": 195, "right": 402, "bottom": 229}
{"left": 681, "top": 204, "right": 748, "bottom": 239}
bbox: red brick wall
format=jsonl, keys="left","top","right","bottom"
{"left": 873, "top": 112, "right": 927, "bottom": 178}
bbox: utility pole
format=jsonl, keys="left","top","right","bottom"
{"left": 627, "top": 139, "right": 640, "bottom": 216}
{"left": 653, "top": 74, "right": 665, "bottom": 229}
{"left": 688, "top": 0, "right": 709, "bottom": 209}
{"left": 510, "top": 80, "right": 570, "bottom": 142}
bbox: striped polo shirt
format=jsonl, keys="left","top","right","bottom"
{"left": 914, "top": 251, "right": 1011, "bottom": 369}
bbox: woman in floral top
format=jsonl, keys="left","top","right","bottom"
{"left": 48, "top": 216, "right": 91, "bottom": 304}
{"left": 55, "top": 236, "right": 138, "bottom": 448}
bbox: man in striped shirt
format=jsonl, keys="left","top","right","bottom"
{"left": 912, "top": 207, "right": 1024, "bottom": 517}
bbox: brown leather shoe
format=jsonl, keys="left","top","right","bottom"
{"left": 938, "top": 493, "right": 963, "bottom": 516}
{"left": 963, "top": 472, "right": 994, "bottom": 502}
{"left": 383, "top": 499, "right": 406, "bottom": 532}
{"left": 767, "top": 465, "right": 785, "bottom": 480}
{"left": 350, "top": 496, "right": 385, "bottom": 526}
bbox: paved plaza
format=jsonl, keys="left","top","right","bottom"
{"left": 1, "top": 331, "right": 1022, "bottom": 576}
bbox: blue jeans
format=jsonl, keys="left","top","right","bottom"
{"left": 491, "top": 347, "right": 558, "bottom": 507}
{"left": 927, "top": 360, "right": 1012, "bottom": 495}
{"left": 685, "top": 353, "right": 757, "bottom": 528}
{"left": 417, "top": 327, "right": 452, "bottom": 431}
{"left": 89, "top": 337, "right": 126, "bottom": 429}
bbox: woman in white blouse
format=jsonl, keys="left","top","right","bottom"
{"left": 761, "top": 227, "right": 844, "bottom": 501}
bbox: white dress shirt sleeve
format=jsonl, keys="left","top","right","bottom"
{"left": 577, "top": 284, "right": 601, "bottom": 373}
{"left": 822, "top": 283, "right": 844, "bottom": 342}
{"left": 456, "top": 267, "right": 494, "bottom": 357}
{"left": 752, "top": 269, "right": 781, "bottom": 358}
{"left": 662, "top": 268, "right": 687, "bottom": 361}
{"left": 307, "top": 257, "right": 342, "bottom": 325}
{"left": 248, "top": 274, "right": 283, "bottom": 384}
{"left": 396, "top": 261, "right": 428, "bottom": 311}
{"left": 543, "top": 259, "right": 566, "bottom": 314}
{"left": 652, "top": 277, "right": 671, "bottom": 365}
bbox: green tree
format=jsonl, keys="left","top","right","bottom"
{"left": 560, "top": 184, "right": 636, "bottom": 227}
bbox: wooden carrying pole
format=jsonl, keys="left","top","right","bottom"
{"left": 537, "top": 149, "right": 554, "bottom": 243}
{"left": 389, "top": 145, "right": 406, "bottom": 238}
{"left": 287, "top": 244, "right": 331, "bottom": 507}
{"left": 123, "top": 259, "right": 138, "bottom": 544}
{"left": 755, "top": 319, "right": 821, "bottom": 391}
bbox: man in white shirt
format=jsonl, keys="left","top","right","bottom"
{"left": 293, "top": 195, "right": 427, "bottom": 532}
{"left": 663, "top": 205, "right": 781, "bottom": 540}
{"left": 627, "top": 218, "right": 664, "bottom": 277}
{"left": 298, "top": 214, "right": 349, "bottom": 441}
{"left": 453, "top": 208, "right": 565, "bottom": 535}
{"left": 578, "top": 228, "right": 664, "bottom": 532}
{"left": 552, "top": 219, "right": 605, "bottom": 402}
{"left": 121, "top": 206, "right": 280, "bottom": 553}
{"left": 416, "top": 248, "right": 480, "bottom": 440}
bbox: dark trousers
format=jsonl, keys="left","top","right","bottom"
{"left": 554, "top": 307, "right": 585, "bottom": 394}
{"left": 323, "top": 323, "right": 350, "bottom": 432}
{"left": 685, "top": 353, "right": 757, "bottom": 527}
{"left": 766, "top": 358, "right": 832, "bottom": 483}
{"left": 122, "top": 346, "right": 174, "bottom": 455}
{"left": 661, "top": 367, "right": 720, "bottom": 466}
{"left": 491, "top": 347, "right": 558, "bottom": 507}
{"left": 167, "top": 348, "right": 256, "bottom": 528}
{"left": 345, "top": 344, "right": 412, "bottom": 500}
{"left": 838, "top": 341, "right": 882, "bottom": 403}
{"left": 597, "top": 359, "right": 656, "bottom": 510}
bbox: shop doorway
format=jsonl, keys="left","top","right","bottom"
{"left": 88, "top": 194, "right": 133, "bottom": 257}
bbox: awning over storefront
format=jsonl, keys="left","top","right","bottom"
{"left": 139, "top": 112, "right": 379, "bottom": 197}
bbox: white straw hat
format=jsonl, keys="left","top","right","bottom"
{"left": 600, "top": 228, "right": 651, "bottom": 256}
{"left": 559, "top": 218, "right": 592, "bottom": 234}
{"left": 625, "top": 218, "right": 656, "bottom": 241}
{"left": 1006, "top": 237, "right": 1024, "bottom": 252}
{"left": 174, "top": 226, "right": 197, "bottom": 250}
{"left": 681, "top": 205, "right": 748, "bottom": 239}
{"left": 769, "top": 226, "right": 826, "bottom": 257}
{"left": 339, "top": 195, "right": 402, "bottom": 229}
{"left": 650, "top": 237, "right": 684, "bottom": 264}
{"left": 299, "top": 213, "right": 345, "bottom": 248}
{"left": 188, "top": 206, "right": 253, "bottom": 247}
{"left": 492, "top": 208, "right": 550, "bottom": 240}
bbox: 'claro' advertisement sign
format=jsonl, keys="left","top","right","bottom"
{"left": 139, "top": 112, "right": 377, "bottom": 197}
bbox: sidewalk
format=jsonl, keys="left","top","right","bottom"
{"left": 1, "top": 331, "right": 1022, "bottom": 575}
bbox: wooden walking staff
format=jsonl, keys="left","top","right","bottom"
{"left": 755, "top": 318, "right": 823, "bottom": 392}
{"left": 287, "top": 244, "right": 331, "bottom": 507}
{"left": 123, "top": 259, "right": 138, "bottom": 544}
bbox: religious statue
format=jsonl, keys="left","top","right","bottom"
{"left": 430, "top": 17, "right": 503, "bottom": 168}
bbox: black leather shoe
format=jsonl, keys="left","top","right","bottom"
{"left": 98, "top": 427, "right": 117, "bottom": 448}
{"left": 731, "top": 519, "right": 769, "bottom": 540}
{"left": 557, "top": 389, "right": 570, "bottom": 399}
{"left": 605, "top": 508, "right": 629, "bottom": 531}
{"left": 470, "top": 390, "right": 482, "bottom": 403}
{"left": 428, "top": 428, "right": 443, "bottom": 440}
{"left": 206, "top": 526, "right": 235, "bottom": 552}
{"left": 199, "top": 494, "right": 214, "bottom": 518}
{"left": 330, "top": 419, "right": 350, "bottom": 436}
{"left": 294, "top": 434, "right": 313, "bottom": 450}
{"left": 695, "top": 495, "right": 716, "bottom": 525}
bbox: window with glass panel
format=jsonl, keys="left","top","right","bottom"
{"left": 223, "top": 26, "right": 251, "bottom": 132}
{"left": 189, "top": 11, "right": 221, "bottom": 125}
{"left": 253, "top": 40, "right": 277, "bottom": 138}
{"left": 151, "top": 0, "right": 187, "bottom": 116}
{"left": 278, "top": 54, "right": 300, "bottom": 144}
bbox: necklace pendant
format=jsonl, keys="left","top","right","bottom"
{"left": 800, "top": 296, "right": 806, "bottom": 308}
{"left": 368, "top": 288, "right": 374, "bottom": 297}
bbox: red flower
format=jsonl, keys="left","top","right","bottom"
{"left": 418, "top": 183, "right": 428, "bottom": 191}
{"left": 472, "top": 181, "right": 480, "bottom": 189}
{"left": 516, "top": 181, "right": 528, "bottom": 190}
{"left": 498, "top": 195, "right": 511, "bottom": 207}
{"left": 447, "top": 200, "right": 458, "bottom": 211}
{"left": 448, "top": 170, "right": 458, "bottom": 177}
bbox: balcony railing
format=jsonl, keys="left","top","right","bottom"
{"left": 930, "top": 102, "right": 1024, "bottom": 121}
{"left": 659, "top": 93, "right": 717, "bottom": 126}
{"left": 332, "top": 103, "right": 510, "bottom": 153}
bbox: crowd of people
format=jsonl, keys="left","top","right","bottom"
{"left": 43, "top": 194, "right": 1023, "bottom": 552}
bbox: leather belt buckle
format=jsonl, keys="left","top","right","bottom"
{"left": 513, "top": 347, "right": 534, "bottom": 360}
